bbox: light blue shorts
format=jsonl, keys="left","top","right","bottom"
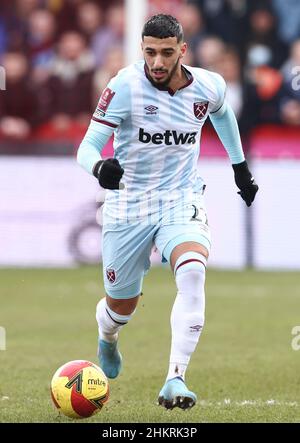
{"left": 101, "top": 196, "right": 211, "bottom": 299}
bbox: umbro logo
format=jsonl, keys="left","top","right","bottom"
{"left": 145, "top": 105, "right": 158, "bottom": 115}
{"left": 190, "top": 325, "right": 203, "bottom": 332}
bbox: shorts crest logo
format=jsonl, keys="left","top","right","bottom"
{"left": 194, "top": 101, "right": 208, "bottom": 120}
{"left": 106, "top": 268, "right": 116, "bottom": 283}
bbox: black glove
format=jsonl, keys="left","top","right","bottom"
{"left": 232, "top": 160, "right": 258, "bottom": 207}
{"left": 93, "top": 158, "right": 124, "bottom": 190}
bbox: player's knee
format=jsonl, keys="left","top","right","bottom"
{"left": 175, "top": 252, "right": 206, "bottom": 302}
{"left": 106, "top": 293, "right": 140, "bottom": 316}
{"left": 174, "top": 251, "right": 207, "bottom": 276}
{"left": 171, "top": 243, "right": 209, "bottom": 271}
{"left": 182, "top": 262, "right": 205, "bottom": 284}
{"left": 174, "top": 252, "right": 206, "bottom": 279}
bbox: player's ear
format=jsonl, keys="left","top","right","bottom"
{"left": 179, "top": 42, "right": 187, "bottom": 59}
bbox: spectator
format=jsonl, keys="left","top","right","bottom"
{"left": 182, "top": 47, "right": 195, "bottom": 66}
{"left": 281, "top": 39, "right": 300, "bottom": 87}
{"left": 280, "top": 99, "right": 300, "bottom": 126}
{"left": 280, "top": 39, "right": 300, "bottom": 126}
{"left": 194, "top": 36, "right": 226, "bottom": 70}
{"left": 47, "top": 31, "right": 95, "bottom": 130}
{"left": 214, "top": 48, "right": 243, "bottom": 119}
{"left": 6, "top": 0, "right": 41, "bottom": 52}
{"left": 93, "top": 45, "right": 124, "bottom": 106}
{"left": 92, "top": 4, "right": 125, "bottom": 67}
{"left": 190, "top": 0, "right": 248, "bottom": 45}
{"left": 52, "top": 0, "right": 86, "bottom": 36}
{"left": 27, "top": 9, "right": 56, "bottom": 83}
{"left": 149, "top": 0, "right": 183, "bottom": 16}
{"left": 240, "top": 4, "right": 288, "bottom": 68}
{"left": 16, "top": 0, "right": 41, "bottom": 13}
{"left": 272, "top": 0, "right": 300, "bottom": 45}
{"left": 76, "top": 1, "right": 108, "bottom": 66}
{"left": 242, "top": 46, "right": 283, "bottom": 127}
{"left": 0, "top": 52, "right": 39, "bottom": 139}
{"left": 0, "top": 19, "right": 7, "bottom": 60}
{"left": 76, "top": 1, "right": 104, "bottom": 41}
{"left": 177, "top": 3, "right": 206, "bottom": 54}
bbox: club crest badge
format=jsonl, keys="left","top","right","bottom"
{"left": 106, "top": 268, "right": 116, "bottom": 283}
{"left": 193, "top": 101, "right": 208, "bottom": 120}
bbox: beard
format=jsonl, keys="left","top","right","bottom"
{"left": 148, "top": 56, "right": 181, "bottom": 87}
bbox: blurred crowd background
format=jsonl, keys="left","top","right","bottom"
{"left": 0, "top": 0, "right": 300, "bottom": 148}
{"left": 0, "top": 0, "right": 299, "bottom": 268}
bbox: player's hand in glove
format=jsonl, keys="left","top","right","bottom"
{"left": 93, "top": 158, "right": 124, "bottom": 190}
{"left": 232, "top": 160, "right": 258, "bottom": 207}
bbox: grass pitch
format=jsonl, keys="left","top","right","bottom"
{"left": 0, "top": 266, "right": 299, "bottom": 423}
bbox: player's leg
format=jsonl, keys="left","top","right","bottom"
{"left": 96, "top": 294, "right": 140, "bottom": 379}
{"left": 96, "top": 222, "right": 155, "bottom": 378}
{"left": 155, "top": 200, "right": 210, "bottom": 409}
{"left": 97, "top": 293, "right": 140, "bottom": 343}
{"left": 157, "top": 242, "right": 208, "bottom": 409}
{"left": 167, "top": 241, "right": 208, "bottom": 380}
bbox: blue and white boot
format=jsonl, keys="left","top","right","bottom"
{"left": 158, "top": 377, "right": 197, "bottom": 410}
{"left": 97, "top": 339, "right": 122, "bottom": 379}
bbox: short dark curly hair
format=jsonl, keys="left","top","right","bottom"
{"left": 142, "top": 14, "right": 184, "bottom": 42}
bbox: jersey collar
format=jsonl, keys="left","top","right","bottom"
{"left": 144, "top": 63, "right": 193, "bottom": 96}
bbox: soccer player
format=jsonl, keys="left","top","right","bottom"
{"left": 77, "top": 14, "right": 258, "bottom": 410}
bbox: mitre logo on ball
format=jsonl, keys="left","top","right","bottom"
{"left": 50, "top": 360, "right": 109, "bottom": 419}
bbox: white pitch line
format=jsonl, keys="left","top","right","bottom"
{"left": 198, "top": 399, "right": 298, "bottom": 407}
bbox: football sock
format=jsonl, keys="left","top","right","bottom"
{"left": 96, "top": 298, "right": 133, "bottom": 343}
{"left": 166, "top": 252, "right": 206, "bottom": 381}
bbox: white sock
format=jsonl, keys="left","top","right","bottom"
{"left": 166, "top": 252, "right": 206, "bottom": 381}
{"left": 96, "top": 298, "right": 133, "bottom": 343}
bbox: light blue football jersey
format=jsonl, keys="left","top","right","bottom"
{"left": 84, "top": 60, "right": 227, "bottom": 221}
